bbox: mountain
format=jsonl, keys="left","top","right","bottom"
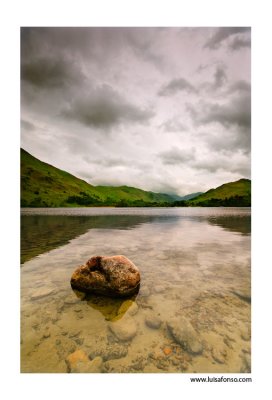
{"left": 187, "top": 179, "right": 251, "bottom": 206}
{"left": 20, "top": 148, "right": 176, "bottom": 207}
{"left": 179, "top": 192, "right": 203, "bottom": 201}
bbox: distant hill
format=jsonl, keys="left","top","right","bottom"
{"left": 179, "top": 192, "right": 203, "bottom": 201}
{"left": 188, "top": 179, "right": 251, "bottom": 206}
{"left": 20, "top": 148, "right": 176, "bottom": 207}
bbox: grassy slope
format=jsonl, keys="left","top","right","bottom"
{"left": 188, "top": 179, "right": 251, "bottom": 205}
{"left": 21, "top": 148, "right": 175, "bottom": 207}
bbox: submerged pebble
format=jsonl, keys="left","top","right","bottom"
{"left": 232, "top": 290, "right": 251, "bottom": 303}
{"left": 211, "top": 346, "right": 226, "bottom": 364}
{"left": 153, "top": 285, "right": 165, "bottom": 294}
{"left": 163, "top": 347, "right": 172, "bottom": 356}
{"left": 109, "top": 315, "right": 137, "bottom": 342}
{"left": 166, "top": 316, "right": 203, "bottom": 355}
{"left": 240, "top": 352, "right": 251, "bottom": 373}
{"left": 65, "top": 349, "right": 89, "bottom": 373}
{"left": 145, "top": 313, "right": 162, "bottom": 329}
{"left": 30, "top": 288, "right": 55, "bottom": 300}
{"left": 240, "top": 325, "right": 251, "bottom": 341}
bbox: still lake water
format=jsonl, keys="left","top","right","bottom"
{"left": 21, "top": 207, "right": 251, "bottom": 373}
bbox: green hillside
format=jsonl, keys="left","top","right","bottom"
{"left": 20, "top": 148, "right": 176, "bottom": 207}
{"left": 188, "top": 179, "right": 251, "bottom": 206}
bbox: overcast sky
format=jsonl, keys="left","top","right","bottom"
{"left": 21, "top": 27, "right": 251, "bottom": 196}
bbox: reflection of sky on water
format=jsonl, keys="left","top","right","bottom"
{"left": 21, "top": 207, "right": 250, "bottom": 264}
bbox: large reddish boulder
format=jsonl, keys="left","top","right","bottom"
{"left": 70, "top": 255, "right": 140, "bottom": 297}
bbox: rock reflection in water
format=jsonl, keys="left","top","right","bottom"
{"left": 76, "top": 290, "right": 139, "bottom": 321}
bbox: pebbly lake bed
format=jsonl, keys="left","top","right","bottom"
{"left": 21, "top": 207, "right": 251, "bottom": 373}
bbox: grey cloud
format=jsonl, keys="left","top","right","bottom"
{"left": 187, "top": 88, "right": 251, "bottom": 154}
{"left": 97, "top": 158, "right": 128, "bottom": 168}
{"left": 21, "top": 27, "right": 106, "bottom": 59}
{"left": 21, "top": 119, "right": 36, "bottom": 131}
{"left": 188, "top": 86, "right": 251, "bottom": 130}
{"left": 228, "top": 80, "right": 251, "bottom": 94}
{"left": 201, "top": 65, "right": 228, "bottom": 92}
{"left": 196, "top": 62, "right": 217, "bottom": 73}
{"left": 158, "top": 145, "right": 250, "bottom": 179}
{"left": 213, "top": 66, "right": 227, "bottom": 89}
{"left": 204, "top": 27, "right": 250, "bottom": 49}
{"left": 231, "top": 164, "right": 251, "bottom": 177}
{"left": 158, "top": 78, "right": 197, "bottom": 96}
{"left": 62, "top": 85, "right": 154, "bottom": 129}
{"left": 21, "top": 57, "right": 82, "bottom": 89}
{"left": 192, "top": 159, "right": 223, "bottom": 173}
{"left": 83, "top": 155, "right": 134, "bottom": 168}
{"left": 197, "top": 64, "right": 228, "bottom": 92}
{"left": 186, "top": 103, "right": 198, "bottom": 121}
{"left": 199, "top": 129, "right": 250, "bottom": 155}
{"left": 229, "top": 37, "right": 251, "bottom": 51}
{"left": 126, "top": 28, "right": 164, "bottom": 67}
{"left": 151, "top": 181, "right": 185, "bottom": 196}
{"left": 199, "top": 95, "right": 251, "bottom": 129}
{"left": 21, "top": 27, "right": 164, "bottom": 72}
{"left": 192, "top": 158, "right": 250, "bottom": 176}
{"left": 160, "top": 118, "right": 187, "bottom": 132}
{"left": 159, "top": 147, "right": 195, "bottom": 165}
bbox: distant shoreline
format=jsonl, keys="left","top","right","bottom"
{"left": 20, "top": 205, "right": 252, "bottom": 209}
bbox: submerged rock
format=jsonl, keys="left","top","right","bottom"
{"left": 240, "top": 325, "right": 251, "bottom": 341}
{"left": 240, "top": 353, "right": 251, "bottom": 373}
{"left": 65, "top": 349, "right": 89, "bottom": 373}
{"left": 163, "top": 347, "right": 172, "bottom": 356}
{"left": 65, "top": 349, "right": 103, "bottom": 373}
{"left": 232, "top": 290, "right": 251, "bottom": 303}
{"left": 153, "top": 285, "right": 165, "bottom": 294}
{"left": 145, "top": 313, "right": 162, "bottom": 329}
{"left": 30, "top": 288, "right": 55, "bottom": 300}
{"left": 71, "top": 255, "right": 140, "bottom": 298}
{"left": 108, "top": 315, "right": 137, "bottom": 342}
{"left": 166, "top": 316, "right": 203, "bottom": 355}
{"left": 211, "top": 346, "right": 227, "bottom": 364}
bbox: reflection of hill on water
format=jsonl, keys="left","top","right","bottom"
{"left": 207, "top": 215, "right": 251, "bottom": 235}
{"left": 21, "top": 214, "right": 170, "bottom": 264}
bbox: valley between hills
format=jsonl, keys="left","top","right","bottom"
{"left": 21, "top": 148, "right": 251, "bottom": 208}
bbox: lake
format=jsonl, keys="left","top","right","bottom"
{"left": 21, "top": 207, "right": 251, "bottom": 373}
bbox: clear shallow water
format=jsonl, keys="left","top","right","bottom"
{"left": 21, "top": 207, "right": 251, "bottom": 373}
